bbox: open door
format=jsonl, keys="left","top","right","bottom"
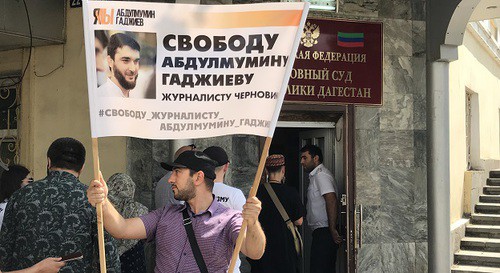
{"left": 270, "top": 105, "right": 356, "bottom": 273}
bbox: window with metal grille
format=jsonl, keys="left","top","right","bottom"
{"left": 0, "top": 76, "right": 21, "bottom": 174}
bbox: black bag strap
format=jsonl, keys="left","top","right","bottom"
{"left": 182, "top": 209, "right": 209, "bottom": 273}
{"left": 263, "top": 182, "right": 291, "bottom": 223}
{"left": 264, "top": 182, "right": 303, "bottom": 256}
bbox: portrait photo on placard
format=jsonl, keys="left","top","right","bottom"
{"left": 95, "top": 30, "right": 156, "bottom": 99}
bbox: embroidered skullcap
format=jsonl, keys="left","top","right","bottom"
{"left": 265, "top": 154, "right": 285, "bottom": 167}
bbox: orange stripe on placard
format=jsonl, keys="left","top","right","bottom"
{"left": 191, "top": 10, "right": 303, "bottom": 28}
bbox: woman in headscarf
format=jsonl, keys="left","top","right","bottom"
{"left": 107, "top": 173, "right": 149, "bottom": 273}
{"left": 0, "top": 164, "right": 33, "bottom": 231}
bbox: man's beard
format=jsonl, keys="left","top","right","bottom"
{"left": 303, "top": 164, "right": 314, "bottom": 173}
{"left": 174, "top": 177, "right": 196, "bottom": 201}
{"left": 114, "top": 65, "right": 138, "bottom": 90}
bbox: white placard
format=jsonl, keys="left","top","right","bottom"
{"left": 83, "top": 0, "right": 309, "bottom": 139}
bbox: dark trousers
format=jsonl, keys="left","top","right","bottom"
{"left": 310, "top": 227, "right": 338, "bottom": 273}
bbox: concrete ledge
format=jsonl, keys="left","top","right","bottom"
{"left": 464, "top": 171, "right": 489, "bottom": 216}
{"left": 452, "top": 218, "right": 470, "bottom": 257}
{"left": 483, "top": 160, "right": 500, "bottom": 172}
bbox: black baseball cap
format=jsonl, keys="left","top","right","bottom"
{"left": 161, "top": 150, "right": 216, "bottom": 179}
{"left": 203, "top": 146, "right": 229, "bottom": 167}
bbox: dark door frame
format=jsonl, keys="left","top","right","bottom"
{"left": 276, "top": 103, "right": 357, "bottom": 273}
{"left": 346, "top": 104, "right": 356, "bottom": 272}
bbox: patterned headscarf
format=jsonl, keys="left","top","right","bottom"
{"left": 107, "top": 173, "right": 149, "bottom": 255}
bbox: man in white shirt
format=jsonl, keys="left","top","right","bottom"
{"left": 203, "top": 146, "right": 246, "bottom": 273}
{"left": 300, "top": 144, "right": 342, "bottom": 273}
{"left": 97, "top": 33, "right": 140, "bottom": 98}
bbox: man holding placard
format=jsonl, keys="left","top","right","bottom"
{"left": 82, "top": 1, "right": 309, "bottom": 271}
{"left": 88, "top": 150, "right": 266, "bottom": 273}
{"left": 155, "top": 144, "right": 195, "bottom": 209}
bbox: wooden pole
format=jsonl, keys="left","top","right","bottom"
{"left": 92, "top": 138, "right": 107, "bottom": 273}
{"left": 228, "top": 136, "right": 272, "bottom": 273}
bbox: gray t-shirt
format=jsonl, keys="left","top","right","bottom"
{"left": 155, "top": 172, "right": 182, "bottom": 209}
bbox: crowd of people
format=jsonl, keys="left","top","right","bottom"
{"left": 0, "top": 137, "right": 341, "bottom": 273}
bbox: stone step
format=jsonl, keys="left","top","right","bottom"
{"left": 452, "top": 264, "right": 500, "bottom": 272}
{"left": 472, "top": 214, "right": 500, "bottom": 225}
{"left": 476, "top": 203, "right": 500, "bottom": 214}
{"left": 461, "top": 237, "right": 500, "bottom": 252}
{"left": 455, "top": 250, "right": 500, "bottom": 267}
{"left": 488, "top": 179, "right": 500, "bottom": 186}
{"left": 466, "top": 225, "right": 500, "bottom": 239}
{"left": 491, "top": 170, "right": 500, "bottom": 179}
{"left": 484, "top": 187, "right": 500, "bottom": 195}
{"left": 480, "top": 196, "right": 500, "bottom": 204}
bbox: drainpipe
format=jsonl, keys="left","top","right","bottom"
{"left": 427, "top": 45, "right": 457, "bottom": 273}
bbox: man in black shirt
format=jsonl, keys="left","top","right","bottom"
{"left": 247, "top": 154, "right": 304, "bottom": 273}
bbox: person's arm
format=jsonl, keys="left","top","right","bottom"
{"left": 87, "top": 174, "right": 147, "bottom": 239}
{"left": 289, "top": 187, "right": 305, "bottom": 227}
{"left": 323, "top": 192, "right": 342, "bottom": 244}
{"left": 294, "top": 217, "right": 303, "bottom": 226}
{"left": 1, "top": 258, "right": 65, "bottom": 273}
{"left": 240, "top": 197, "right": 266, "bottom": 259}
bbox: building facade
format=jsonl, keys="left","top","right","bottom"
{"left": 0, "top": 0, "right": 498, "bottom": 272}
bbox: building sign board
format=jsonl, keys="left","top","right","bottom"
{"left": 286, "top": 18, "right": 383, "bottom": 106}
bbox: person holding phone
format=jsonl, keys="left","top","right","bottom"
{"left": 0, "top": 257, "right": 65, "bottom": 273}
{"left": 0, "top": 138, "right": 120, "bottom": 273}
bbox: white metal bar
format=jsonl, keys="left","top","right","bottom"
{"left": 277, "top": 121, "right": 335, "bottom": 128}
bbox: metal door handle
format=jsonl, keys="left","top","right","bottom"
{"left": 355, "top": 205, "right": 363, "bottom": 249}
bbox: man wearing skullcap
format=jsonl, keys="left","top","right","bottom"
{"left": 247, "top": 154, "right": 304, "bottom": 273}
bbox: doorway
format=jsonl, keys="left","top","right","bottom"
{"left": 270, "top": 118, "right": 349, "bottom": 273}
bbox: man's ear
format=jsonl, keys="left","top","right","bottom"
{"left": 194, "top": 171, "right": 205, "bottom": 185}
{"left": 77, "top": 163, "right": 85, "bottom": 177}
{"left": 47, "top": 158, "right": 52, "bottom": 170}
{"left": 223, "top": 163, "right": 229, "bottom": 173}
{"left": 313, "top": 155, "right": 320, "bottom": 164}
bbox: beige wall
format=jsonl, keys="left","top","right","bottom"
{"left": 449, "top": 26, "right": 500, "bottom": 223}
{"left": 0, "top": 7, "right": 127, "bottom": 184}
